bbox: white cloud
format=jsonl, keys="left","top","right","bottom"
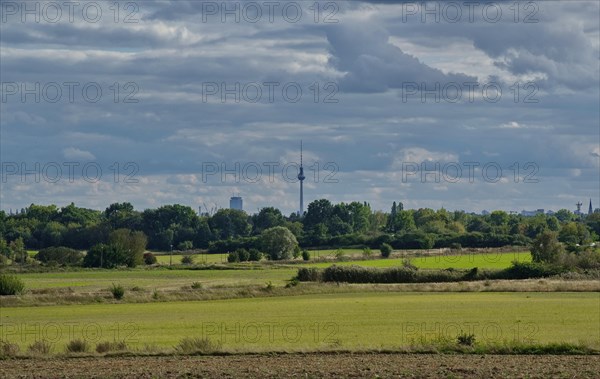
{"left": 62, "top": 147, "right": 96, "bottom": 160}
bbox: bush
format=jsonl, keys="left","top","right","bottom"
{"left": 191, "top": 281, "right": 203, "bottom": 289}
{"left": 177, "top": 240, "right": 193, "bottom": 251}
{"left": 35, "top": 247, "right": 84, "bottom": 266}
{"left": 530, "top": 231, "right": 565, "bottom": 263}
{"left": 296, "top": 267, "right": 322, "bottom": 281}
{"left": 248, "top": 248, "right": 262, "bottom": 261}
{"left": 293, "top": 245, "right": 301, "bottom": 259}
{"left": 13, "top": 250, "right": 29, "bottom": 265}
{"left": 362, "top": 247, "right": 373, "bottom": 258}
{"left": 227, "top": 251, "right": 239, "bottom": 263}
{"left": 260, "top": 226, "right": 298, "bottom": 260}
{"left": 96, "top": 340, "right": 127, "bottom": 353}
{"left": 497, "top": 261, "right": 565, "bottom": 279}
{"left": 0, "top": 274, "right": 25, "bottom": 295}
{"left": 66, "top": 339, "right": 89, "bottom": 353}
{"left": 181, "top": 255, "right": 194, "bottom": 265}
{"left": 457, "top": 333, "right": 476, "bottom": 346}
{"left": 380, "top": 243, "right": 392, "bottom": 258}
{"left": 302, "top": 250, "right": 311, "bottom": 261}
{"left": 402, "top": 258, "right": 417, "bottom": 270}
{"left": 83, "top": 243, "right": 129, "bottom": 268}
{"left": 143, "top": 252, "right": 157, "bottom": 265}
{"left": 175, "top": 337, "right": 221, "bottom": 354}
{"left": 110, "top": 283, "right": 125, "bottom": 300}
{"left": 235, "top": 248, "right": 250, "bottom": 262}
{"left": 0, "top": 340, "right": 20, "bottom": 357}
{"left": 28, "top": 340, "right": 52, "bottom": 355}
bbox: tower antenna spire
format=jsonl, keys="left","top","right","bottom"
{"left": 297, "top": 140, "right": 305, "bottom": 216}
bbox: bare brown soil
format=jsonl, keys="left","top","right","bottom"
{"left": 1, "top": 353, "right": 599, "bottom": 378}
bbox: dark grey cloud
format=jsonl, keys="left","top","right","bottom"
{"left": 0, "top": 0, "right": 598, "bottom": 214}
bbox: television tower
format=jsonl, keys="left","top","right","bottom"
{"left": 298, "top": 140, "right": 305, "bottom": 215}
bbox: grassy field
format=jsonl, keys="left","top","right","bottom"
{"left": 153, "top": 253, "right": 228, "bottom": 265}
{"left": 302, "top": 252, "right": 531, "bottom": 270}
{"left": 15, "top": 267, "right": 297, "bottom": 291}
{"left": 1, "top": 292, "right": 598, "bottom": 351}
{"left": 11, "top": 252, "right": 529, "bottom": 293}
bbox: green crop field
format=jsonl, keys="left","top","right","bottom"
{"left": 153, "top": 253, "right": 228, "bottom": 265}
{"left": 302, "top": 252, "right": 531, "bottom": 270}
{"left": 1, "top": 292, "right": 598, "bottom": 351}
{"left": 15, "top": 267, "right": 297, "bottom": 291}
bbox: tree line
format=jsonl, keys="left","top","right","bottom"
{"left": 0, "top": 200, "right": 598, "bottom": 260}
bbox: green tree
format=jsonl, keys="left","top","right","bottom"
{"left": 83, "top": 243, "right": 128, "bottom": 268}
{"left": 252, "top": 207, "right": 284, "bottom": 233}
{"left": 209, "top": 209, "right": 251, "bottom": 240}
{"left": 380, "top": 243, "right": 392, "bottom": 258}
{"left": 108, "top": 229, "right": 147, "bottom": 267}
{"left": 9, "top": 237, "right": 27, "bottom": 264}
{"left": 530, "top": 231, "right": 565, "bottom": 264}
{"left": 0, "top": 237, "right": 11, "bottom": 258}
{"left": 260, "top": 226, "right": 298, "bottom": 260}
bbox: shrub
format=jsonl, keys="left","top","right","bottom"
{"left": 176, "top": 337, "right": 221, "bottom": 354}
{"left": 286, "top": 278, "right": 300, "bottom": 288}
{"left": 293, "top": 245, "right": 301, "bottom": 259}
{"left": 177, "top": 240, "right": 193, "bottom": 251}
{"left": 13, "top": 250, "right": 29, "bottom": 265}
{"left": 302, "top": 250, "right": 311, "bottom": 261}
{"left": 0, "top": 340, "right": 20, "bottom": 357}
{"left": 28, "top": 340, "right": 52, "bottom": 355}
{"left": 236, "top": 248, "right": 250, "bottom": 262}
{"left": 143, "top": 252, "right": 157, "bottom": 265}
{"left": 296, "top": 267, "right": 322, "bottom": 282}
{"left": 402, "top": 258, "right": 418, "bottom": 270}
{"left": 83, "top": 243, "right": 128, "bottom": 269}
{"left": 191, "top": 281, "right": 203, "bottom": 289}
{"left": 0, "top": 274, "right": 25, "bottom": 295}
{"left": 227, "top": 251, "right": 239, "bottom": 263}
{"left": 457, "top": 333, "right": 476, "bottom": 346}
{"left": 264, "top": 281, "right": 274, "bottom": 291}
{"left": 35, "top": 247, "right": 84, "bottom": 266}
{"left": 334, "top": 249, "right": 345, "bottom": 260}
{"left": 66, "top": 339, "right": 89, "bottom": 353}
{"left": 260, "top": 226, "right": 298, "bottom": 260}
{"left": 181, "top": 255, "right": 194, "bottom": 265}
{"left": 362, "top": 247, "right": 373, "bottom": 258}
{"left": 380, "top": 243, "right": 393, "bottom": 258}
{"left": 498, "top": 261, "right": 565, "bottom": 279}
{"left": 96, "top": 340, "right": 127, "bottom": 353}
{"left": 248, "top": 248, "right": 262, "bottom": 261}
{"left": 110, "top": 283, "right": 125, "bottom": 300}
{"left": 530, "top": 231, "right": 565, "bottom": 264}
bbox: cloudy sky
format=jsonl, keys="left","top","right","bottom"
{"left": 1, "top": 0, "right": 599, "bottom": 215}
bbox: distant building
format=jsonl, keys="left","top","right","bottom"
{"left": 574, "top": 201, "right": 584, "bottom": 216}
{"left": 589, "top": 199, "right": 593, "bottom": 215}
{"left": 229, "top": 196, "right": 243, "bottom": 211}
{"left": 521, "top": 209, "right": 544, "bottom": 217}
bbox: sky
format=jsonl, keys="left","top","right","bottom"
{"left": 1, "top": 0, "right": 599, "bottom": 215}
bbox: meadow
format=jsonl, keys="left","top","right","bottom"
{"left": 10, "top": 251, "right": 529, "bottom": 294}
{"left": 302, "top": 251, "right": 531, "bottom": 270}
{"left": 15, "top": 267, "right": 297, "bottom": 291}
{"left": 1, "top": 292, "right": 598, "bottom": 351}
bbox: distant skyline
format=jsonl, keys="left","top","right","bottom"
{"left": 1, "top": 1, "right": 598, "bottom": 215}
